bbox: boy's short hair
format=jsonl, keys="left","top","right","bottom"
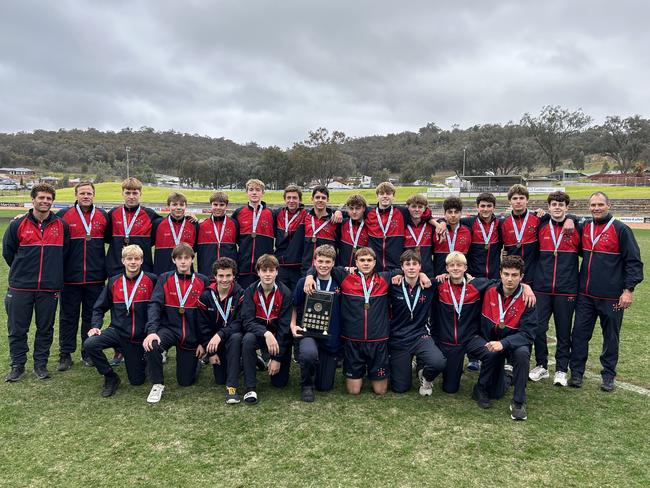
{"left": 121, "top": 244, "right": 144, "bottom": 260}
{"left": 121, "top": 177, "right": 142, "bottom": 191}
{"left": 500, "top": 255, "right": 525, "bottom": 274}
{"left": 30, "top": 183, "right": 56, "bottom": 200}
{"left": 283, "top": 185, "right": 303, "bottom": 200}
{"left": 547, "top": 191, "right": 570, "bottom": 206}
{"left": 406, "top": 193, "right": 428, "bottom": 207}
{"left": 314, "top": 244, "right": 337, "bottom": 261}
{"left": 445, "top": 251, "right": 467, "bottom": 266}
{"left": 312, "top": 185, "right": 329, "bottom": 198}
{"left": 346, "top": 194, "right": 367, "bottom": 208}
{"left": 400, "top": 249, "right": 422, "bottom": 265}
{"left": 209, "top": 191, "right": 229, "bottom": 204}
{"left": 167, "top": 192, "right": 187, "bottom": 206}
{"left": 476, "top": 192, "right": 496, "bottom": 206}
{"left": 171, "top": 243, "right": 195, "bottom": 260}
{"left": 375, "top": 181, "right": 395, "bottom": 195}
{"left": 245, "top": 179, "right": 265, "bottom": 192}
{"left": 256, "top": 254, "right": 279, "bottom": 271}
{"left": 354, "top": 246, "right": 376, "bottom": 260}
{"left": 74, "top": 181, "right": 95, "bottom": 194}
{"left": 443, "top": 196, "right": 463, "bottom": 212}
{"left": 212, "top": 257, "right": 237, "bottom": 276}
{"left": 507, "top": 184, "right": 529, "bottom": 200}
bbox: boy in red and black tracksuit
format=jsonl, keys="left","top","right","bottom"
{"left": 197, "top": 257, "right": 245, "bottom": 404}
{"left": 337, "top": 194, "right": 369, "bottom": 268}
{"left": 531, "top": 191, "right": 582, "bottom": 384}
{"left": 569, "top": 192, "right": 643, "bottom": 391}
{"left": 84, "top": 245, "right": 156, "bottom": 396}
{"left": 240, "top": 254, "right": 293, "bottom": 404}
{"left": 3, "top": 183, "right": 69, "bottom": 381}
{"left": 403, "top": 194, "right": 435, "bottom": 278}
{"left": 56, "top": 181, "right": 110, "bottom": 370}
{"left": 274, "top": 185, "right": 307, "bottom": 291}
{"left": 106, "top": 178, "right": 161, "bottom": 276}
{"left": 302, "top": 186, "right": 340, "bottom": 274}
{"left": 432, "top": 196, "right": 472, "bottom": 277}
{"left": 473, "top": 256, "right": 537, "bottom": 420}
{"left": 152, "top": 192, "right": 198, "bottom": 275}
{"left": 388, "top": 250, "right": 445, "bottom": 394}
{"left": 197, "top": 191, "right": 239, "bottom": 278}
{"left": 460, "top": 193, "right": 503, "bottom": 280}
{"left": 232, "top": 179, "right": 275, "bottom": 288}
{"left": 143, "top": 244, "right": 210, "bottom": 402}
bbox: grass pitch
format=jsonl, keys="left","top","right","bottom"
{"left": 0, "top": 224, "right": 648, "bottom": 487}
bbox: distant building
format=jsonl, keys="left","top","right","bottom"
{"left": 0, "top": 167, "right": 35, "bottom": 176}
{"left": 546, "top": 169, "right": 586, "bottom": 181}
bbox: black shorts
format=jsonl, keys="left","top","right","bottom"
{"left": 343, "top": 340, "right": 389, "bottom": 381}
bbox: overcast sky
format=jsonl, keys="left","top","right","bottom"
{"left": 1, "top": 0, "right": 647, "bottom": 147}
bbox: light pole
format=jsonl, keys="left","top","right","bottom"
{"left": 462, "top": 146, "right": 467, "bottom": 177}
{"left": 125, "top": 146, "right": 131, "bottom": 178}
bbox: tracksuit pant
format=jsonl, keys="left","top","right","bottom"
{"left": 534, "top": 293, "right": 576, "bottom": 371}
{"left": 147, "top": 328, "right": 199, "bottom": 387}
{"left": 477, "top": 345, "right": 530, "bottom": 405}
{"left": 570, "top": 295, "right": 624, "bottom": 380}
{"left": 208, "top": 332, "right": 243, "bottom": 388}
{"left": 389, "top": 335, "right": 446, "bottom": 393}
{"left": 437, "top": 336, "right": 492, "bottom": 393}
{"left": 297, "top": 337, "right": 338, "bottom": 391}
{"left": 83, "top": 327, "right": 146, "bottom": 385}
{"left": 5, "top": 289, "right": 59, "bottom": 368}
{"left": 59, "top": 283, "right": 104, "bottom": 356}
{"left": 242, "top": 332, "right": 291, "bottom": 391}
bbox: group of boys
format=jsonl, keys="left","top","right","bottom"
{"left": 3, "top": 177, "right": 643, "bottom": 421}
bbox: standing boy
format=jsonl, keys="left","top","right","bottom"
{"left": 197, "top": 191, "right": 239, "bottom": 278}
{"left": 403, "top": 194, "right": 435, "bottom": 278}
{"left": 302, "top": 185, "right": 340, "bottom": 274}
{"left": 274, "top": 185, "right": 307, "bottom": 290}
{"left": 432, "top": 196, "right": 471, "bottom": 277}
{"left": 337, "top": 194, "right": 368, "bottom": 268}
{"left": 153, "top": 192, "right": 198, "bottom": 275}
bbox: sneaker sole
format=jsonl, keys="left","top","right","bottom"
{"left": 34, "top": 372, "right": 52, "bottom": 380}
{"left": 226, "top": 398, "right": 241, "bottom": 404}
{"left": 529, "top": 374, "right": 550, "bottom": 382}
{"left": 5, "top": 372, "right": 26, "bottom": 382}
{"left": 419, "top": 388, "right": 433, "bottom": 396}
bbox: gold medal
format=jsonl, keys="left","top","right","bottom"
{"left": 125, "top": 308, "right": 130, "bottom": 316}
{"left": 516, "top": 242, "right": 521, "bottom": 249}
{"left": 85, "top": 234, "right": 91, "bottom": 241}
{"left": 553, "top": 250, "right": 557, "bottom": 256}
{"left": 124, "top": 237, "right": 130, "bottom": 245}
{"left": 284, "top": 232, "right": 289, "bottom": 238}
{"left": 364, "top": 303, "right": 370, "bottom": 310}
{"left": 179, "top": 306, "right": 185, "bottom": 315}
{"left": 312, "top": 237, "right": 317, "bottom": 243}
{"left": 498, "top": 321, "right": 506, "bottom": 329}
{"left": 251, "top": 232, "right": 256, "bottom": 238}
{"left": 484, "top": 244, "right": 489, "bottom": 250}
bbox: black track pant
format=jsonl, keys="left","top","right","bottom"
{"left": 534, "top": 293, "right": 576, "bottom": 371}
{"left": 477, "top": 345, "right": 530, "bottom": 405}
{"left": 59, "top": 283, "right": 104, "bottom": 355}
{"left": 297, "top": 337, "right": 338, "bottom": 390}
{"left": 437, "top": 336, "right": 492, "bottom": 394}
{"left": 242, "top": 332, "right": 291, "bottom": 391}
{"left": 83, "top": 327, "right": 146, "bottom": 385}
{"left": 209, "top": 332, "right": 243, "bottom": 388}
{"left": 6, "top": 289, "right": 59, "bottom": 368}
{"left": 390, "top": 336, "right": 447, "bottom": 393}
{"left": 147, "top": 328, "right": 198, "bottom": 387}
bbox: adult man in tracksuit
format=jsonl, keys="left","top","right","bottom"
{"left": 143, "top": 243, "right": 210, "bottom": 403}
{"left": 388, "top": 250, "right": 445, "bottom": 395}
{"left": 56, "top": 181, "right": 110, "bottom": 371}
{"left": 84, "top": 245, "right": 156, "bottom": 396}
{"left": 530, "top": 191, "right": 581, "bottom": 385}
{"left": 4, "top": 183, "right": 70, "bottom": 381}
{"left": 569, "top": 192, "right": 643, "bottom": 392}
{"left": 473, "top": 255, "right": 538, "bottom": 421}
{"left": 274, "top": 185, "right": 307, "bottom": 291}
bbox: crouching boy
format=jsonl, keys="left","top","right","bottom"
{"left": 143, "top": 243, "right": 210, "bottom": 403}
{"left": 240, "top": 254, "right": 293, "bottom": 404}
{"left": 197, "top": 257, "right": 245, "bottom": 404}
{"left": 84, "top": 245, "right": 157, "bottom": 396}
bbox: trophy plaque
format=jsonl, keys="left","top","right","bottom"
{"left": 301, "top": 290, "right": 334, "bottom": 338}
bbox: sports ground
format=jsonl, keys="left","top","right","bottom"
{"left": 0, "top": 200, "right": 649, "bottom": 487}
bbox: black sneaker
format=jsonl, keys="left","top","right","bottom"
{"left": 510, "top": 401, "right": 528, "bottom": 421}
{"left": 568, "top": 375, "right": 583, "bottom": 388}
{"left": 256, "top": 355, "right": 267, "bottom": 371}
{"left": 108, "top": 352, "right": 124, "bottom": 366}
{"left": 101, "top": 373, "right": 121, "bottom": 397}
{"left": 81, "top": 354, "right": 94, "bottom": 367}
{"left": 243, "top": 390, "right": 258, "bottom": 405}
{"left": 472, "top": 384, "right": 491, "bottom": 409}
{"left": 600, "top": 377, "right": 615, "bottom": 392}
{"left": 5, "top": 365, "right": 26, "bottom": 382}
{"left": 57, "top": 353, "right": 72, "bottom": 372}
{"left": 225, "top": 386, "right": 241, "bottom": 404}
{"left": 301, "top": 386, "right": 315, "bottom": 403}
{"left": 34, "top": 366, "right": 52, "bottom": 380}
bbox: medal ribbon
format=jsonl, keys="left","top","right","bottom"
{"left": 407, "top": 223, "right": 427, "bottom": 247}
{"left": 548, "top": 221, "right": 565, "bottom": 254}
{"left": 590, "top": 217, "right": 615, "bottom": 248}
{"left": 348, "top": 219, "right": 365, "bottom": 247}
{"left": 497, "top": 287, "right": 524, "bottom": 325}
{"left": 251, "top": 204, "right": 263, "bottom": 235}
{"left": 258, "top": 284, "right": 278, "bottom": 321}
{"left": 122, "top": 206, "right": 142, "bottom": 239}
{"left": 511, "top": 211, "right": 530, "bottom": 244}
{"left": 211, "top": 290, "right": 233, "bottom": 324}
{"left": 478, "top": 218, "right": 495, "bottom": 247}
{"left": 445, "top": 225, "right": 459, "bottom": 252}
{"left": 174, "top": 273, "right": 196, "bottom": 311}
{"left": 316, "top": 277, "right": 332, "bottom": 292}
{"left": 211, "top": 215, "right": 227, "bottom": 244}
{"left": 122, "top": 271, "right": 144, "bottom": 314}
{"left": 359, "top": 273, "right": 375, "bottom": 307}
{"left": 375, "top": 206, "right": 394, "bottom": 238}
{"left": 168, "top": 216, "right": 187, "bottom": 246}
{"left": 284, "top": 209, "right": 301, "bottom": 234}
{"left": 75, "top": 204, "right": 95, "bottom": 237}
{"left": 447, "top": 277, "right": 467, "bottom": 318}
{"left": 311, "top": 215, "right": 331, "bottom": 240}
{"left": 401, "top": 281, "right": 422, "bottom": 319}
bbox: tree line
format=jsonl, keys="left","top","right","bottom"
{"left": 0, "top": 106, "right": 649, "bottom": 189}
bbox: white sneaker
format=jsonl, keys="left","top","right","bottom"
{"left": 504, "top": 363, "right": 513, "bottom": 374}
{"left": 529, "top": 366, "right": 550, "bottom": 382}
{"left": 147, "top": 383, "right": 165, "bottom": 404}
{"left": 418, "top": 369, "right": 433, "bottom": 396}
{"left": 553, "top": 371, "right": 568, "bottom": 387}
{"left": 161, "top": 350, "right": 168, "bottom": 364}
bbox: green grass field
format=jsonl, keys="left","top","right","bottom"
{"left": 0, "top": 224, "right": 648, "bottom": 487}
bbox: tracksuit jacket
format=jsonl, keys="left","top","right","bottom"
{"left": 3, "top": 210, "right": 70, "bottom": 291}
{"left": 534, "top": 218, "right": 582, "bottom": 296}
{"left": 274, "top": 206, "right": 307, "bottom": 270}
{"left": 146, "top": 271, "right": 210, "bottom": 349}
{"left": 579, "top": 213, "right": 643, "bottom": 299}
{"left": 196, "top": 215, "right": 239, "bottom": 277}
{"left": 232, "top": 202, "right": 275, "bottom": 279}
{"left": 500, "top": 210, "right": 541, "bottom": 283}
{"left": 432, "top": 223, "right": 472, "bottom": 277}
{"left": 481, "top": 283, "right": 537, "bottom": 348}
{"left": 240, "top": 280, "right": 293, "bottom": 360}
{"left": 197, "top": 282, "right": 245, "bottom": 345}
{"left": 460, "top": 215, "right": 503, "bottom": 280}
{"left": 337, "top": 217, "right": 369, "bottom": 267}
{"left": 91, "top": 271, "right": 157, "bottom": 342}
{"left": 302, "top": 208, "right": 338, "bottom": 272}
{"left": 403, "top": 220, "right": 435, "bottom": 277}
{"left": 153, "top": 216, "right": 199, "bottom": 275}
{"left": 106, "top": 205, "right": 160, "bottom": 276}
{"left": 388, "top": 282, "right": 435, "bottom": 349}
{"left": 57, "top": 204, "right": 109, "bottom": 285}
